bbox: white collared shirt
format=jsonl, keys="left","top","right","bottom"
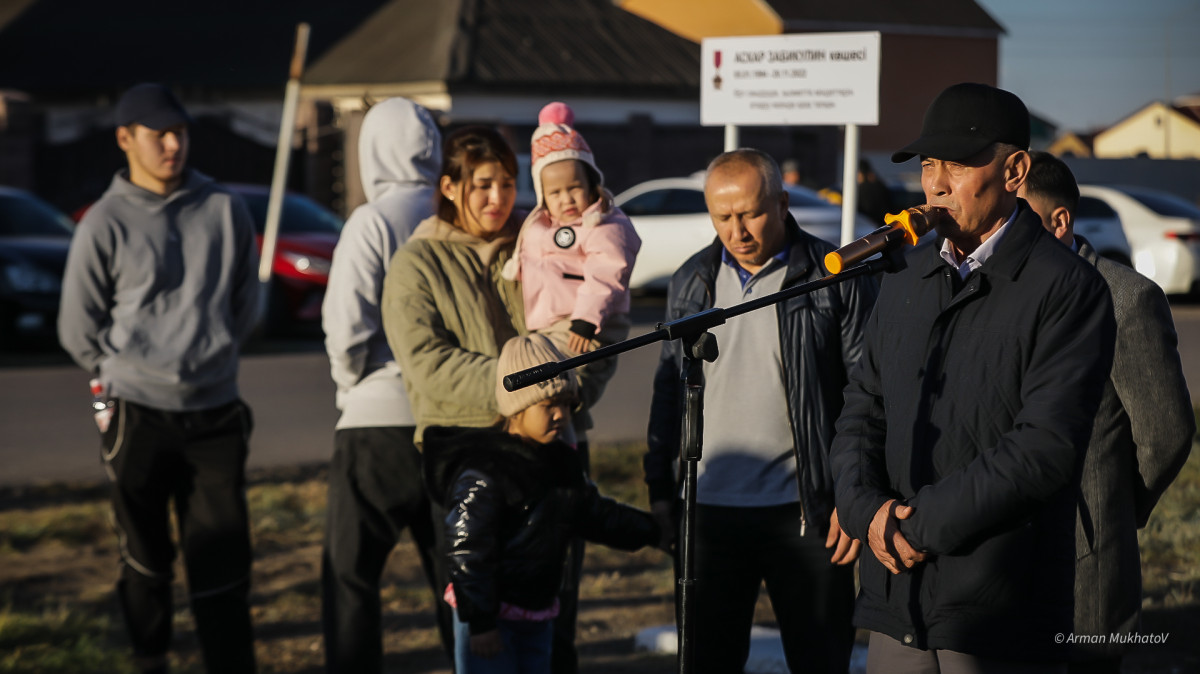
{"left": 939, "top": 205, "right": 1019, "bottom": 280}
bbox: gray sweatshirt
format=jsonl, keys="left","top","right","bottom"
{"left": 321, "top": 97, "right": 442, "bottom": 429}
{"left": 58, "top": 169, "right": 261, "bottom": 411}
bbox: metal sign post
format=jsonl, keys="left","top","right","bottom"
{"left": 259, "top": 23, "right": 311, "bottom": 284}
{"left": 841, "top": 123, "right": 860, "bottom": 245}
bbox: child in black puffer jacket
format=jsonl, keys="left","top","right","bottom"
{"left": 423, "top": 333, "right": 660, "bottom": 674}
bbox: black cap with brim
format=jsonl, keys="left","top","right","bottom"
{"left": 891, "top": 83, "right": 1030, "bottom": 163}
{"left": 891, "top": 134, "right": 996, "bottom": 164}
{"left": 115, "top": 83, "right": 192, "bottom": 130}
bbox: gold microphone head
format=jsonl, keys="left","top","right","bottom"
{"left": 883, "top": 206, "right": 939, "bottom": 246}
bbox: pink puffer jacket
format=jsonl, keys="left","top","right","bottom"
{"left": 503, "top": 198, "right": 641, "bottom": 332}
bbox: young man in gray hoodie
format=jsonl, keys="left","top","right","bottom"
{"left": 58, "top": 83, "right": 260, "bottom": 674}
{"left": 319, "top": 97, "right": 453, "bottom": 672}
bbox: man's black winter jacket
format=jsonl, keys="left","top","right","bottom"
{"left": 644, "top": 215, "right": 878, "bottom": 537}
{"left": 831, "top": 202, "right": 1117, "bottom": 661}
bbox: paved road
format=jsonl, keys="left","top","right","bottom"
{"left": 3, "top": 302, "right": 1197, "bottom": 488}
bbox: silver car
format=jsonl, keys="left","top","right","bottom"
{"left": 1078, "top": 184, "right": 1200, "bottom": 296}
{"left": 615, "top": 177, "right": 877, "bottom": 292}
{"left": 1073, "top": 194, "right": 1133, "bottom": 266}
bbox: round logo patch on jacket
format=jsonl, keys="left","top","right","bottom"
{"left": 554, "top": 226, "right": 576, "bottom": 249}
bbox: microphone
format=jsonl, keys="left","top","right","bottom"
{"left": 503, "top": 361, "right": 565, "bottom": 392}
{"left": 823, "top": 206, "right": 940, "bottom": 274}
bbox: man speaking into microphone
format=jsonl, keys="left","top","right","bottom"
{"left": 830, "top": 83, "right": 1117, "bottom": 673}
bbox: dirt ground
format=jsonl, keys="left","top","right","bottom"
{"left": 4, "top": 451, "right": 1199, "bottom": 673}
{"left": 0, "top": 463, "right": 688, "bottom": 673}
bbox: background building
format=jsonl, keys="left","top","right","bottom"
{"left": 0, "top": 0, "right": 1005, "bottom": 216}
{"left": 1093, "top": 96, "right": 1200, "bottom": 160}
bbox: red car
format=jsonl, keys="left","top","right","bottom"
{"left": 74, "top": 184, "right": 343, "bottom": 336}
{"left": 226, "top": 184, "right": 343, "bottom": 335}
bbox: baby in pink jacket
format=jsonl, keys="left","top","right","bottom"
{"left": 503, "top": 102, "right": 641, "bottom": 431}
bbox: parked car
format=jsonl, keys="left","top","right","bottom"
{"left": 1073, "top": 194, "right": 1132, "bottom": 266}
{"left": 226, "top": 184, "right": 343, "bottom": 334}
{"left": 614, "top": 177, "right": 878, "bottom": 292}
{"left": 1078, "top": 184, "right": 1200, "bottom": 296}
{"left": 0, "top": 187, "right": 74, "bottom": 347}
{"left": 74, "top": 184, "right": 344, "bottom": 334}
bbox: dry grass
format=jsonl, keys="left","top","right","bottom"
{"left": 0, "top": 432, "right": 1197, "bottom": 673}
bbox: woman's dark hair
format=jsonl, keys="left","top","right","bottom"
{"left": 437, "top": 125, "right": 520, "bottom": 224}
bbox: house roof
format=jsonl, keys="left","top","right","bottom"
{"left": 304, "top": 0, "right": 1002, "bottom": 94}
{"left": 304, "top": 0, "right": 702, "bottom": 96}
{"left": 0, "top": 0, "right": 390, "bottom": 98}
{"left": 1104, "top": 100, "right": 1200, "bottom": 135}
{"left": 0, "top": 0, "right": 1003, "bottom": 100}
{"left": 1174, "top": 103, "right": 1200, "bottom": 125}
{"left": 770, "top": 0, "right": 1004, "bottom": 34}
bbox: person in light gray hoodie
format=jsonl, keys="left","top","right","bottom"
{"left": 319, "top": 97, "right": 453, "bottom": 673}
{"left": 58, "top": 83, "right": 260, "bottom": 674}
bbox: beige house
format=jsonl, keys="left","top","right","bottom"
{"left": 1093, "top": 97, "right": 1200, "bottom": 159}
{"left": 1046, "top": 131, "right": 1095, "bottom": 158}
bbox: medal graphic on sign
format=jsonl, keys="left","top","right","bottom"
{"left": 713, "top": 50, "right": 722, "bottom": 90}
{"left": 554, "top": 226, "right": 576, "bottom": 249}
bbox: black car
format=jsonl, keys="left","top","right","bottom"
{"left": 0, "top": 187, "right": 74, "bottom": 348}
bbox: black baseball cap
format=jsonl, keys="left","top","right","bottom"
{"left": 115, "top": 83, "right": 191, "bottom": 130}
{"left": 891, "top": 83, "right": 1030, "bottom": 163}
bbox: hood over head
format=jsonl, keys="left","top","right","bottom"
{"left": 359, "top": 97, "right": 442, "bottom": 203}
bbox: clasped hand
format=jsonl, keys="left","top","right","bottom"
{"left": 868, "top": 499, "right": 927, "bottom": 574}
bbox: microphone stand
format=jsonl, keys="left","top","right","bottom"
{"left": 503, "top": 249, "right": 906, "bottom": 674}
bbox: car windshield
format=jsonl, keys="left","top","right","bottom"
{"left": 619, "top": 188, "right": 708, "bottom": 216}
{"left": 1117, "top": 186, "right": 1200, "bottom": 219}
{"left": 0, "top": 193, "right": 75, "bottom": 237}
{"left": 238, "top": 191, "right": 344, "bottom": 234}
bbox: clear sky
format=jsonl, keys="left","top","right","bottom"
{"left": 974, "top": 0, "right": 1200, "bottom": 133}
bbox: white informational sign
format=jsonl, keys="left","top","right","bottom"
{"left": 701, "top": 32, "right": 881, "bottom": 126}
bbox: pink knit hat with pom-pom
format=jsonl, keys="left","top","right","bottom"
{"left": 530, "top": 102, "right": 604, "bottom": 208}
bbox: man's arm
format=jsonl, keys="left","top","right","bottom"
{"left": 229, "top": 195, "right": 262, "bottom": 345}
{"left": 830, "top": 307, "right": 895, "bottom": 541}
{"left": 57, "top": 215, "right": 113, "bottom": 373}
{"left": 837, "top": 268, "right": 879, "bottom": 375}
{"left": 645, "top": 276, "right": 686, "bottom": 545}
{"left": 1110, "top": 278, "right": 1195, "bottom": 527}
{"left": 382, "top": 245, "right": 501, "bottom": 413}
{"left": 898, "top": 273, "right": 1116, "bottom": 555}
{"left": 830, "top": 305, "right": 928, "bottom": 572}
{"left": 643, "top": 271, "right": 687, "bottom": 502}
{"left": 444, "top": 469, "right": 503, "bottom": 638}
{"left": 573, "top": 214, "right": 640, "bottom": 336}
{"left": 322, "top": 209, "right": 388, "bottom": 406}
{"left": 825, "top": 256, "right": 881, "bottom": 567}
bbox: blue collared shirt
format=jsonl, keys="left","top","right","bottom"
{"left": 720, "top": 241, "right": 792, "bottom": 288}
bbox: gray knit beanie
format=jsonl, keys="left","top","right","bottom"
{"left": 495, "top": 334, "right": 579, "bottom": 417}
